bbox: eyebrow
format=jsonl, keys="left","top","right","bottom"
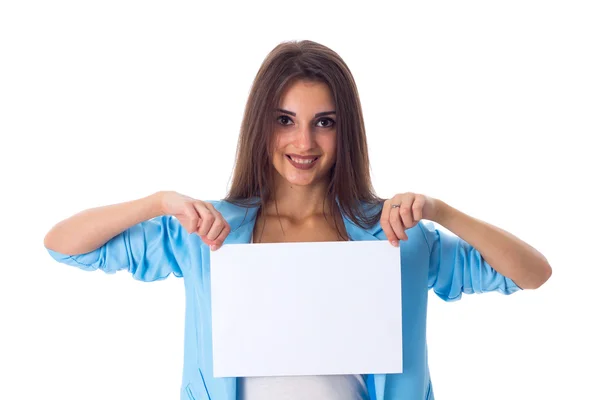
{"left": 276, "top": 108, "right": 336, "bottom": 118}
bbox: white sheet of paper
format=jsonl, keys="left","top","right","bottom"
{"left": 210, "top": 240, "right": 402, "bottom": 378}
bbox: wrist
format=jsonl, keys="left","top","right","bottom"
{"left": 148, "top": 191, "right": 168, "bottom": 217}
{"left": 432, "top": 199, "right": 453, "bottom": 225}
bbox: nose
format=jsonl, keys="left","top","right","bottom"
{"left": 295, "top": 123, "right": 315, "bottom": 150}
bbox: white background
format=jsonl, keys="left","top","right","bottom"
{"left": 1, "top": 1, "right": 598, "bottom": 399}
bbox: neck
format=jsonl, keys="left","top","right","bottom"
{"left": 263, "top": 174, "right": 334, "bottom": 220}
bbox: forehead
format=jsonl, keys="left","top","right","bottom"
{"left": 278, "top": 80, "right": 334, "bottom": 110}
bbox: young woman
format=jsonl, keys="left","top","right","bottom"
{"left": 44, "top": 40, "right": 552, "bottom": 400}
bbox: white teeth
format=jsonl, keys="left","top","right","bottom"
{"left": 291, "top": 157, "right": 316, "bottom": 164}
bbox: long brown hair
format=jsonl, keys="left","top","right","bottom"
{"left": 224, "top": 40, "right": 383, "bottom": 232}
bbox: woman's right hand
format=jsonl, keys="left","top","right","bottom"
{"left": 160, "top": 191, "right": 230, "bottom": 251}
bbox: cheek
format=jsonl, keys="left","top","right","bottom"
{"left": 321, "top": 133, "right": 337, "bottom": 156}
{"left": 273, "top": 132, "right": 289, "bottom": 153}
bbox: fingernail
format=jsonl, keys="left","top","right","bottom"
{"left": 210, "top": 245, "right": 217, "bottom": 251}
{"left": 391, "top": 241, "right": 398, "bottom": 247}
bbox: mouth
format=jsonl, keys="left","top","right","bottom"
{"left": 285, "top": 154, "right": 320, "bottom": 170}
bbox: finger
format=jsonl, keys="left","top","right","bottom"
{"left": 193, "top": 202, "right": 214, "bottom": 237}
{"left": 389, "top": 204, "right": 407, "bottom": 241}
{"left": 204, "top": 203, "right": 227, "bottom": 242}
{"left": 380, "top": 200, "right": 399, "bottom": 246}
{"left": 399, "top": 194, "right": 415, "bottom": 229}
{"left": 212, "top": 223, "right": 231, "bottom": 250}
{"left": 412, "top": 195, "right": 425, "bottom": 223}
{"left": 180, "top": 202, "right": 200, "bottom": 233}
{"left": 205, "top": 218, "right": 225, "bottom": 242}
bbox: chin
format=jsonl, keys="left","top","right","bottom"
{"left": 286, "top": 178, "right": 317, "bottom": 187}
{"left": 281, "top": 171, "right": 319, "bottom": 186}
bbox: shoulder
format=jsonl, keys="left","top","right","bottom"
{"left": 354, "top": 200, "right": 431, "bottom": 240}
{"left": 155, "top": 200, "right": 253, "bottom": 236}
{"left": 206, "top": 199, "right": 256, "bottom": 215}
{"left": 206, "top": 199, "right": 260, "bottom": 229}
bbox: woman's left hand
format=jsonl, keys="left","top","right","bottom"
{"left": 380, "top": 192, "right": 440, "bottom": 246}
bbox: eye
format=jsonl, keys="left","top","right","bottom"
{"left": 277, "top": 115, "right": 293, "bottom": 126}
{"left": 317, "top": 118, "right": 336, "bottom": 128}
{"left": 276, "top": 115, "right": 336, "bottom": 128}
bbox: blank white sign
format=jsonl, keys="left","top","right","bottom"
{"left": 210, "top": 240, "right": 402, "bottom": 378}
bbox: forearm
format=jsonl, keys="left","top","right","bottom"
{"left": 44, "top": 191, "right": 166, "bottom": 255}
{"left": 432, "top": 200, "right": 552, "bottom": 289}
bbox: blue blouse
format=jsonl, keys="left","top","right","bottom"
{"left": 46, "top": 199, "right": 521, "bottom": 400}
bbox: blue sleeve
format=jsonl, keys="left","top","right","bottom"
{"left": 420, "top": 221, "right": 522, "bottom": 301}
{"left": 45, "top": 215, "right": 187, "bottom": 282}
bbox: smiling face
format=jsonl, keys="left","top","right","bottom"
{"left": 271, "top": 79, "right": 337, "bottom": 189}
